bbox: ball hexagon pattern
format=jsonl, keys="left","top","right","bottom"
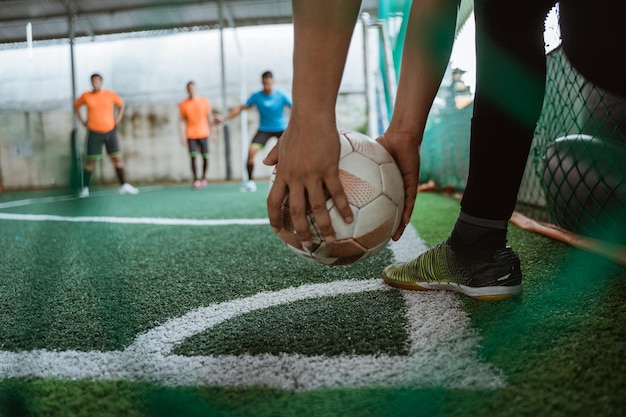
{"left": 270, "top": 130, "right": 404, "bottom": 266}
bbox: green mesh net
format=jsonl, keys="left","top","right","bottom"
{"left": 420, "top": 46, "right": 626, "bottom": 245}
{"left": 420, "top": 79, "right": 472, "bottom": 192}
{"left": 531, "top": 48, "right": 626, "bottom": 244}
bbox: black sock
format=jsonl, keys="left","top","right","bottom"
{"left": 191, "top": 157, "right": 198, "bottom": 181}
{"left": 202, "top": 157, "right": 208, "bottom": 180}
{"left": 83, "top": 170, "right": 92, "bottom": 188}
{"left": 115, "top": 167, "right": 125, "bottom": 185}
{"left": 247, "top": 163, "right": 254, "bottom": 181}
{"left": 448, "top": 212, "right": 508, "bottom": 262}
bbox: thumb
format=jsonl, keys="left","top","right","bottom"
{"left": 263, "top": 146, "right": 278, "bottom": 166}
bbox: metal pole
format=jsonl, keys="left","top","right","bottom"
{"left": 69, "top": 14, "right": 77, "bottom": 132}
{"left": 360, "top": 13, "right": 378, "bottom": 138}
{"left": 232, "top": 29, "right": 248, "bottom": 184}
{"left": 67, "top": 1, "right": 82, "bottom": 190}
{"left": 379, "top": 21, "right": 397, "bottom": 118}
{"left": 218, "top": 0, "right": 232, "bottom": 180}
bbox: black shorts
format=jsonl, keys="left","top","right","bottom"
{"left": 188, "top": 138, "right": 209, "bottom": 156}
{"left": 251, "top": 130, "right": 284, "bottom": 148}
{"left": 86, "top": 128, "right": 121, "bottom": 159}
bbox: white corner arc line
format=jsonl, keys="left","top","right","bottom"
{"left": 126, "top": 280, "right": 390, "bottom": 356}
{"left": 0, "top": 225, "right": 504, "bottom": 390}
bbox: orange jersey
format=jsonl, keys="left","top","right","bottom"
{"left": 74, "top": 90, "right": 123, "bottom": 133}
{"left": 179, "top": 96, "right": 212, "bottom": 139}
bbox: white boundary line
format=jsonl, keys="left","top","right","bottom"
{"left": 0, "top": 224, "right": 504, "bottom": 390}
{"left": 0, "top": 195, "right": 78, "bottom": 209}
{"left": 0, "top": 213, "right": 269, "bottom": 226}
{"left": 0, "top": 187, "right": 164, "bottom": 210}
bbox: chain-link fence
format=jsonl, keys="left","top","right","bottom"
{"left": 420, "top": 79, "right": 472, "bottom": 193}
{"left": 420, "top": 45, "right": 626, "bottom": 245}
{"left": 528, "top": 47, "right": 626, "bottom": 244}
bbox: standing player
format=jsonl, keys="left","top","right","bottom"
{"left": 179, "top": 81, "right": 218, "bottom": 189}
{"left": 74, "top": 73, "right": 139, "bottom": 197}
{"left": 220, "top": 71, "right": 292, "bottom": 192}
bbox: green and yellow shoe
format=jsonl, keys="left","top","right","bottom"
{"left": 382, "top": 240, "right": 522, "bottom": 301}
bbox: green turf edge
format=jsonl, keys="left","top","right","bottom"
{"left": 2, "top": 191, "right": 624, "bottom": 417}
{"left": 0, "top": 379, "right": 476, "bottom": 417}
{"left": 412, "top": 192, "right": 626, "bottom": 417}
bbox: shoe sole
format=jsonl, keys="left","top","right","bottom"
{"left": 382, "top": 273, "right": 522, "bottom": 301}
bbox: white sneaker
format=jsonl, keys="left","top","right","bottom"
{"left": 78, "top": 187, "right": 89, "bottom": 198}
{"left": 119, "top": 183, "right": 139, "bottom": 195}
{"left": 239, "top": 180, "right": 257, "bottom": 192}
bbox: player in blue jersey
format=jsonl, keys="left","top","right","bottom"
{"left": 221, "top": 71, "right": 292, "bottom": 192}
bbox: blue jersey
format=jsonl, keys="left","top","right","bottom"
{"left": 245, "top": 89, "right": 292, "bottom": 132}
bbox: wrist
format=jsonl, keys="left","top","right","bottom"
{"left": 386, "top": 113, "right": 426, "bottom": 139}
{"left": 290, "top": 107, "right": 336, "bottom": 126}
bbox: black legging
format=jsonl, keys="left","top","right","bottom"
{"left": 560, "top": 0, "right": 626, "bottom": 98}
{"left": 461, "top": 0, "right": 625, "bottom": 221}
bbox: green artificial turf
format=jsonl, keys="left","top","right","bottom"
{"left": 174, "top": 291, "right": 409, "bottom": 357}
{"left": 412, "top": 191, "right": 626, "bottom": 417}
{"left": 0, "top": 186, "right": 624, "bottom": 417}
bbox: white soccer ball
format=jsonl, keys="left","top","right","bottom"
{"left": 270, "top": 130, "right": 404, "bottom": 266}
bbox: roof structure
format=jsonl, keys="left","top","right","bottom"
{"left": 0, "top": 0, "right": 379, "bottom": 46}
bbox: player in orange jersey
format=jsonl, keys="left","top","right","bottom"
{"left": 74, "top": 73, "right": 138, "bottom": 197}
{"left": 178, "top": 81, "right": 219, "bottom": 189}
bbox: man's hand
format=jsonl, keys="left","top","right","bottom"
{"left": 264, "top": 116, "right": 353, "bottom": 248}
{"left": 263, "top": 0, "right": 362, "bottom": 247}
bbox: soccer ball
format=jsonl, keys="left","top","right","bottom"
{"left": 542, "top": 134, "right": 626, "bottom": 244}
{"left": 269, "top": 130, "right": 404, "bottom": 266}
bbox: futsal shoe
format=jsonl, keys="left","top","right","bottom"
{"left": 119, "top": 183, "right": 139, "bottom": 195}
{"left": 78, "top": 187, "right": 89, "bottom": 198}
{"left": 193, "top": 180, "right": 202, "bottom": 189}
{"left": 382, "top": 240, "right": 522, "bottom": 301}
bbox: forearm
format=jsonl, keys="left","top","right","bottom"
{"left": 115, "top": 104, "right": 125, "bottom": 125}
{"left": 223, "top": 105, "right": 245, "bottom": 121}
{"left": 74, "top": 109, "right": 86, "bottom": 126}
{"left": 178, "top": 120, "right": 187, "bottom": 142}
{"left": 265, "top": 0, "right": 362, "bottom": 242}
{"left": 290, "top": 0, "right": 363, "bottom": 123}
{"left": 388, "top": 0, "right": 458, "bottom": 138}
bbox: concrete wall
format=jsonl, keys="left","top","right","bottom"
{"left": 0, "top": 24, "right": 371, "bottom": 190}
{"left": 0, "top": 95, "right": 367, "bottom": 190}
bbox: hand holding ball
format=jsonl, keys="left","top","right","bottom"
{"left": 270, "top": 130, "right": 404, "bottom": 266}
